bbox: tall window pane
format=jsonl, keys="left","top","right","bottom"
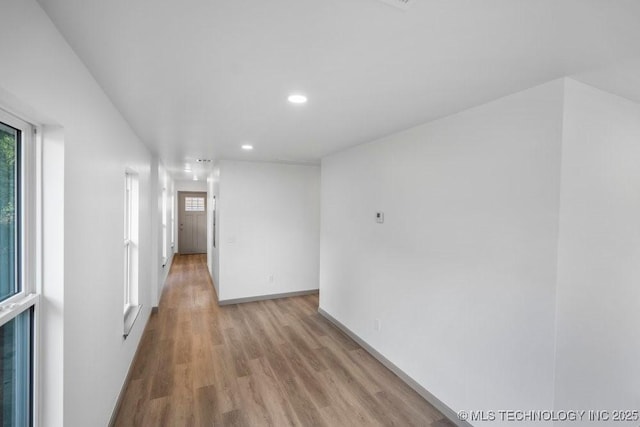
{"left": 0, "top": 122, "right": 19, "bottom": 302}
{"left": 123, "top": 172, "right": 140, "bottom": 336}
{"left": 124, "top": 173, "right": 132, "bottom": 310}
{"left": 162, "top": 187, "right": 167, "bottom": 262}
{"left": 0, "top": 308, "right": 33, "bottom": 427}
{"left": 0, "top": 111, "right": 35, "bottom": 425}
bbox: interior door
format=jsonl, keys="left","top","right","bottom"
{"left": 178, "top": 191, "right": 207, "bottom": 254}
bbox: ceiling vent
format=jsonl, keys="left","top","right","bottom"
{"left": 378, "top": 0, "right": 415, "bottom": 10}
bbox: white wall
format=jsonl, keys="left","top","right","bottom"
{"left": 154, "top": 163, "right": 174, "bottom": 306}
{"left": 320, "top": 80, "right": 565, "bottom": 419}
{"left": 0, "top": 0, "right": 157, "bottom": 425}
{"left": 40, "top": 125, "right": 65, "bottom": 426}
{"left": 174, "top": 179, "right": 207, "bottom": 193}
{"left": 553, "top": 80, "right": 640, "bottom": 422}
{"left": 217, "top": 160, "right": 320, "bottom": 302}
{"left": 150, "top": 158, "right": 160, "bottom": 307}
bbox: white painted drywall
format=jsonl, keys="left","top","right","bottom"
{"left": 150, "top": 158, "right": 160, "bottom": 306}
{"left": 0, "top": 0, "right": 157, "bottom": 425}
{"left": 155, "top": 162, "right": 174, "bottom": 306}
{"left": 217, "top": 160, "right": 320, "bottom": 301}
{"left": 320, "top": 80, "right": 565, "bottom": 419}
{"left": 41, "top": 125, "right": 65, "bottom": 426}
{"left": 553, "top": 80, "right": 640, "bottom": 422}
{"left": 174, "top": 179, "right": 207, "bottom": 193}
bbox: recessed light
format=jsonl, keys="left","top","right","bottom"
{"left": 288, "top": 94, "right": 307, "bottom": 104}
{"left": 241, "top": 144, "right": 254, "bottom": 151}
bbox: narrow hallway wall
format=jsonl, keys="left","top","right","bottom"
{"left": 320, "top": 80, "right": 565, "bottom": 422}
{"left": 0, "top": 0, "right": 158, "bottom": 425}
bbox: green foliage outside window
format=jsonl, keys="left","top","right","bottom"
{"left": 0, "top": 126, "right": 17, "bottom": 301}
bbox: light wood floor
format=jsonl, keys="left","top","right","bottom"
{"left": 113, "top": 254, "right": 454, "bottom": 426}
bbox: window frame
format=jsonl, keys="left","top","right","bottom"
{"left": 161, "top": 186, "right": 167, "bottom": 266}
{"left": 184, "top": 196, "right": 205, "bottom": 212}
{"left": 170, "top": 193, "right": 175, "bottom": 249}
{"left": 0, "top": 107, "right": 40, "bottom": 427}
{"left": 123, "top": 170, "right": 140, "bottom": 337}
{"left": 123, "top": 173, "right": 132, "bottom": 311}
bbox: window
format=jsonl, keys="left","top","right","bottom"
{"left": 161, "top": 186, "right": 167, "bottom": 265}
{"left": 185, "top": 196, "right": 205, "bottom": 211}
{"left": 123, "top": 171, "right": 140, "bottom": 337}
{"left": 0, "top": 308, "right": 33, "bottom": 426}
{"left": 212, "top": 196, "right": 216, "bottom": 248}
{"left": 170, "top": 194, "right": 175, "bottom": 248}
{"left": 0, "top": 109, "right": 37, "bottom": 427}
{"left": 0, "top": 120, "right": 19, "bottom": 302}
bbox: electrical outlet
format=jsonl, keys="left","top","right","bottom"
{"left": 374, "top": 318, "right": 381, "bottom": 332}
{"left": 268, "top": 274, "right": 274, "bottom": 283}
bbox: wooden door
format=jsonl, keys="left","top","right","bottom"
{"left": 178, "top": 192, "right": 207, "bottom": 254}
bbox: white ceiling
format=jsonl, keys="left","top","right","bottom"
{"left": 37, "top": 0, "right": 640, "bottom": 180}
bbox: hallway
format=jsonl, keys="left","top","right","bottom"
{"left": 113, "top": 254, "right": 453, "bottom": 426}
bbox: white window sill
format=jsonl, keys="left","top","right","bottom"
{"left": 123, "top": 304, "right": 142, "bottom": 338}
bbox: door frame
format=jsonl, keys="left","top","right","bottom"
{"left": 177, "top": 191, "right": 208, "bottom": 254}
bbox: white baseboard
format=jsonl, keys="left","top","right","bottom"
{"left": 318, "top": 307, "right": 471, "bottom": 427}
{"left": 218, "top": 289, "right": 319, "bottom": 306}
{"left": 109, "top": 310, "right": 154, "bottom": 427}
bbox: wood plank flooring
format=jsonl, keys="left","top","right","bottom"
{"left": 113, "top": 254, "right": 454, "bottom": 426}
